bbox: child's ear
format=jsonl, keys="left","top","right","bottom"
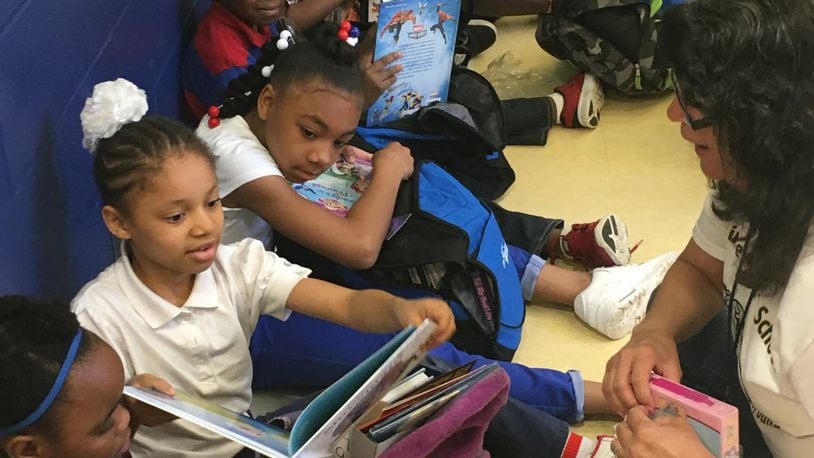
{"left": 102, "top": 205, "right": 132, "bottom": 240}
{"left": 4, "top": 434, "right": 45, "bottom": 458}
{"left": 256, "top": 84, "right": 276, "bottom": 121}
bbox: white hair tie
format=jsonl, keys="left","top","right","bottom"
{"left": 80, "top": 78, "right": 148, "bottom": 152}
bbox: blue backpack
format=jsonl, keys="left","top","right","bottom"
{"left": 287, "top": 161, "right": 525, "bottom": 362}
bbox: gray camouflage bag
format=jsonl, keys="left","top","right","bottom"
{"left": 536, "top": 0, "right": 671, "bottom": 95}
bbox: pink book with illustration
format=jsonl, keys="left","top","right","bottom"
{"left": 649, "top": 374, "right": 739, "bottom": 458}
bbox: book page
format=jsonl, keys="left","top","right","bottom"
{"left": 366, "top": 0, "right": 462, "bottom": 126}
{"left": 292, "top": 152, "right": 372, "bottom": 217}
{"left": 290, "top": 319, "right": 436, "bottom": 457}
{"left": 122, "top": 387, "right": 289, "bottom": 457}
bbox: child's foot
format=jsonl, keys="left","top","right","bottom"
{"left": 554, "top": 72, "right": 605, "bottom": 128}
{"left": 573, "top": 252, "right": 678, "bottom": 339}
{"left": 561, "top": 433, "right": 615, "bottom": 458}
{"left": 560, "top": 214, "right": 633, "bottom": 269}
{"left": 454, "top": 19, "right": 498, "bottom": 66}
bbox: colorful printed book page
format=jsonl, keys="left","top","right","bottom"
{"left": 292, "top": 152, "right": 372, "bottom": 218}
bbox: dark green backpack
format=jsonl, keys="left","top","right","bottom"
{"left": 536, "top": 0, "right": 673, "bottom": 95}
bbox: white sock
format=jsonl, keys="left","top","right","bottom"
{"left": 549, "top": 92, "right": 565, "bottom": 124}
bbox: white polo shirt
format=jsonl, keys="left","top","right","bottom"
{"left": 196, "top": 115, "right": 283, "bottom": 247}
{"left": 692, "top": 193, "right": 814, "bottom": 457}
{"left": 72, "top": 238, "right": 310, "bottom": 458}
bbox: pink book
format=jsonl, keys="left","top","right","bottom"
{"left": 649, "top": 374, "right": 740, "bottom": 458}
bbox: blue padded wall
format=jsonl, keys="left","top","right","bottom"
{"left": 0, "top": 0, "right": 211, "bottom": 299}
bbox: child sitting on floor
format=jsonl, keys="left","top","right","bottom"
{"left": 72, "top": 78, "right": 455, "bottom": 457}
{"left": 189, "top": 21, "right": 673, "bottom": 436}
{"left": 197, "top": 21, "right": 675, "bottom": 346}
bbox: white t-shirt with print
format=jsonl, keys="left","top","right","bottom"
{"left": 196, "top": 115, "right": 282, "bottom": 246}
{"left": 72, "top": 239, "right": 310, "bottom": 458}
{"left": 692, "top": 193, "right": 814, "bottom": 457}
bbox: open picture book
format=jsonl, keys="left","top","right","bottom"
{"left": 124, "top": 319, "right": 495, "bottom": 457}
{"left": 366, "top": 0, "right": 462, "bottom": 126}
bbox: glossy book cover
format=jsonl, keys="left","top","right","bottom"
{"left": 366, "top": 0, "right": 461, "bottom": 126}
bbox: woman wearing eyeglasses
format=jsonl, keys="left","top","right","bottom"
{"left": 601, "top": 0, "right": 814, "bottom": 456}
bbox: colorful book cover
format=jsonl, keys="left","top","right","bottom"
{"left": 365, "top": 0, "right": 461, "bottom": 126}
{"left": 649, "top": 374, "right": 740, "bottom": 458}
{"left": 292, "top": 151, "right": 412, "bottom": 240}
{"left": 292, "top": 153, "right": 372, "bottom": 218}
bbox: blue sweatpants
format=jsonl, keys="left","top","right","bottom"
{"left": 250, "top": 245, "right": 585, "bottom": 424}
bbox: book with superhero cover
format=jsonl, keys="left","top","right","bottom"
{"left": 124, "top": 320, "right": 437, "bottom": 457}
{"left": 649, "top": 374, "right": 740, "bottom": 458}
{"left": 365, "top": 0, "right": 461, "bottom": 126}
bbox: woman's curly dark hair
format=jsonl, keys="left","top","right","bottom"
{"left": 219, "top": 21, "right": 363, "bottom": 118}
{"left": 661, "top": 0, "right": 814, "bottom": 292}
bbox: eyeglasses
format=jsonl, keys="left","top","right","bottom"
{"left": 671, "top": 72, "right": 715, "bottom": 130}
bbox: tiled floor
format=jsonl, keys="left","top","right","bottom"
{"left": 254, "top": 13, "right": 711, "bottom": 444}
{"left": 466, "top": 15, "right": 709, "bottom": 436}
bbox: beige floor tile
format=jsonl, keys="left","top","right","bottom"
{"left": 467, "top": 15, "right": 709, "bottom": 437}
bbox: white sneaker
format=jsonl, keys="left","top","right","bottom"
{"left": 573, "top": 252, "right": 678, "bottom": 339}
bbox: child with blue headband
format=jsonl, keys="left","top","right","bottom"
{"left": 0, "top": 295, "right": 174, "bottom": 458}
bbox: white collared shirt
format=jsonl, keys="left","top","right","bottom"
{"left": 196, "top": 115, "right": 282, "bottom": 247}
{"left": 72, "top": 238, "right": 310, "bottom": 458}
{"left": 693, "top": 193, "right": 814, "bottom": 457}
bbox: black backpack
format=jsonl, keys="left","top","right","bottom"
{"left": 536, "top": 0, "right": 673, "bottom": 95}
{"left": 355, "top": 67, "right": 515, "bottom": 200}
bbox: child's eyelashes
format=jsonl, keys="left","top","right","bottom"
{"left": 207, "top": 198, "right": 222, "bottom": 209}
{"left": 165, "top": 213, "right": 185, "bottom": 223}
{"left": 94, "top": 416, "right": 116, "bottom": 436}
{"left": 301, "top": 127, "right": 317, "bottom": 139}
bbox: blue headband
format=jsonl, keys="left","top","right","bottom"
{"left": 0, "top": 329, "right": 83, "bottom": 436}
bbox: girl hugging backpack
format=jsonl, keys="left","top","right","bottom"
{"left": 536, "top": 0, "right": 680, "bottom": 95}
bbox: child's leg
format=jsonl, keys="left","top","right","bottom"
{"left": 515, "top": 247, "right": 678, "bottom": 339}
{"left": 428, "top": 343, "right": 587, "bottom": 422}
{"left": 251, "top": 312, "right": 593, "bottom": 421}
{"left": 484, "top": 397, "right": 615, "bottom": 458}
{"left": 484, "top": 201, "right": 632, "bottom": 269}
{"left": 250, "top": 313, "right": 394, "bottom": 388}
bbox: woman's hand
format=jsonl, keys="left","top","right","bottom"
{"left": 391, "top": 297, "right": 456, "bottom": 349}
{"left": 612, "top": 406, "right": 713, "bottom": 458}
{"left": 603, "top": 326, "right": 681, "bottom": 415}
{"left": 125, "top": 374, "right": 177, "bottom": 428}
